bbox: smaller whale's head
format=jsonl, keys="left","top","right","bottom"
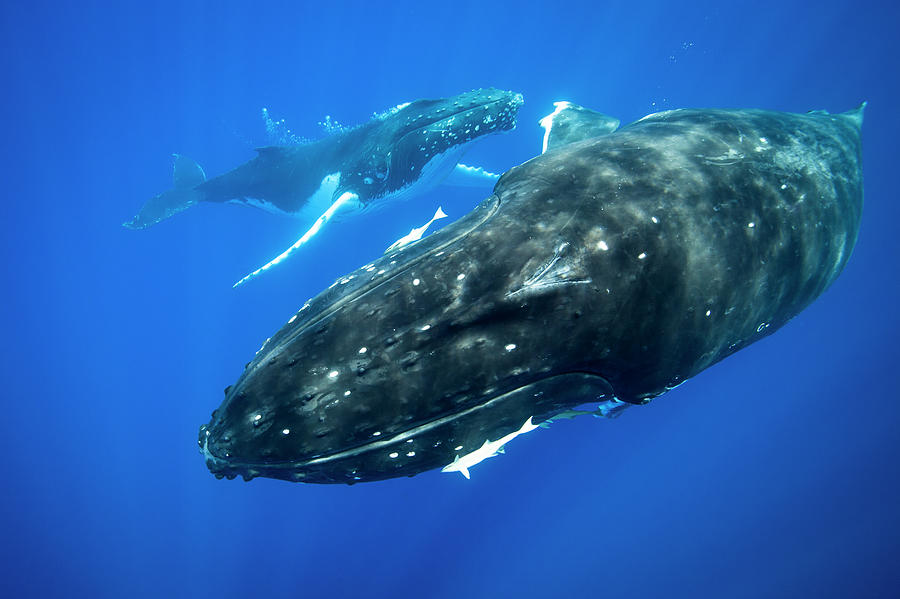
{"left": 343, "top": 88, "right": 524, "bottom": 204}
{"left": 394, "top": 87, "right": 523, "bottom": 138}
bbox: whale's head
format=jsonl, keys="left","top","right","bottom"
{"left": 198, "top": 187, "right": 618, "bottom": 484}
{"left": 340, "top": 88, "right": 524, "bottom": 206}
{"left": 391, "top": 87, "right": 523, "bottom": 141}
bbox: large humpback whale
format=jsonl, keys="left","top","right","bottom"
{"left": 199, "top": 101, "right": 864, "bottom": 484}
{"left": 124, "top": 89, "right": 523, "bottom": 285}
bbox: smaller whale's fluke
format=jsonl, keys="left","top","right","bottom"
{"left": 123, "top": 154, "right": 205, "bottom": 229}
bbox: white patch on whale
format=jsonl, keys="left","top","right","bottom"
{"left": 385, "top": 206, "right": 448, "bottom": 253}
{"left": 539, "top": 101, "right": 572, "bottom": 154}
{"left": 441, "top": 417, "right": 539, "bottom": 479}
{"left": 230, "top": 172, "right": 343, "bottom": 220}
{"left": 443, "top": 163, "right": 500, "bottom": 187}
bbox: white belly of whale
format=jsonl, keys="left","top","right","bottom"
{"left": 230, "top": 172, "right": 345, "bottom": 221}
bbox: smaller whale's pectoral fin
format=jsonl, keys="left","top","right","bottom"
{"left": 233, "top": 190, "right": 360, "bottom": 288}
{"left": 443, "top": 163, "right": 500, "bottom": 188}
{"left": 123, "top": 154, "right": 206, "bottom": 229}
{"left": 539, "top": 102, "right": 620, "bottom": 154}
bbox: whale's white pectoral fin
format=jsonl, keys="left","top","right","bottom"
{"left": 441, "top": 417, "right": 539, "bottom": 479}
{"left": 233, "top": 190, "right": 360, "bottom": 288}
{"left": 442, "top": 456, "right": 471, "bottom": 480}
{"left": 443, "top": 163, "right": 501, "bottom": 188}
{"left": 385, "top": 206, "right": 449, "bottom": 253}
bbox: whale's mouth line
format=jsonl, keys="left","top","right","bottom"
{"left": 203, "top": 379, "right": 530, "bottom": 472}
{"left": 202, "top": 370, "right": 620, "bottom": 474}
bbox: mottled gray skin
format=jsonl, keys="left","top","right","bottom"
{"left": 199, "top": 106, "right": 864, "bottom": 484}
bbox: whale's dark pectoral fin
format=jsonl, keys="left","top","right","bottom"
{"left": 844, "top": 101, "right": 866, "bottom": 129}
{"left": 539, "top": 101, "right": 620, "bottom": 154}
{"left": 123, "top": 154, "right": 206, "bottom": 229}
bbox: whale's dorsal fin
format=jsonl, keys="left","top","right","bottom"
{"left": 842, "top": 102, "right": 866, "bottom": 130}
{"left": 254, "top": 146, "right": 292, "bottom": 158}
{"left": 539, "top": 101, "right": 620, "bottom": 154}
{"left": 172, "top": 154, "right": 206, "bottom": 189}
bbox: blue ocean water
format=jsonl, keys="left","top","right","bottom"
{"left": 3, "top": 1, "right": 898, "bottom": 597}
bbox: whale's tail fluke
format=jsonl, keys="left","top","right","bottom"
{"left": 123, "top": 154, "right": 206, "bottom": 229}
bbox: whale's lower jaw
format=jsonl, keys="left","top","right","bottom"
{"left": 200, "top": 372, "right": 618, "bottom": 484}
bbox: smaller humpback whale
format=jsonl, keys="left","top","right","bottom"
{"left": 199, "top": 101, "right": 864, "bottom": 484}
{"left": 124, "top": 89, "right": 523, "bottom": 285}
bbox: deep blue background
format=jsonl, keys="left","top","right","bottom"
{"left": 3, "top": 1, "right": 898, "bottom": 597}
